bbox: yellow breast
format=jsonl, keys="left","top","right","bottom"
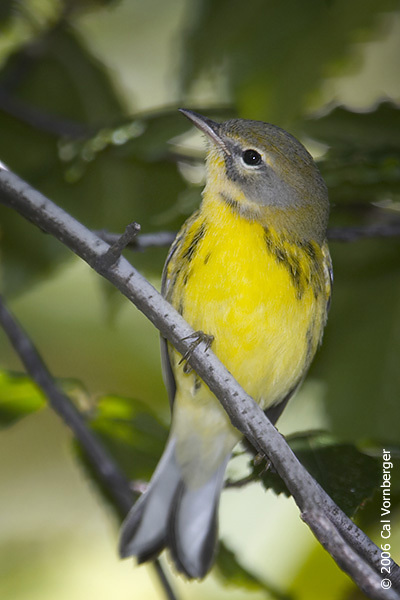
{"left": 164, "top": 195, "right": 329, "bottom": 410}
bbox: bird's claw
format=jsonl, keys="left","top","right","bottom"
{"left": 253, "top": 452, "right": 273, "bottom": 475}
{"left": 179, "top": 330, "right": 214, "bottom": 372}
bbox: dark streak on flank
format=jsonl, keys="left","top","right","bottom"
{"left": 288, "top": 255, "right": 302, "bottom": 298}
{"left": 181, "top": 221, "right": 207, "bottom": 263}
{"left": 263, "top": 227, "right": 305, "bottom": 299}
{"left": 275, "top": 248, "right": 286, "bottom": 263}
{"left": 264, "top": 228, "right": 331, "bottom": 308}
{"left": 303, "top": 240, "right": 316, "bottom": 261}
{"left": 264, "top": 228, "right": 273, "bottom": 253}
{"left": 302, "top": 240, "right": 323, "bottom": 296}
{"left": 204, "top": 253, "right": 211, "bottom": 264}
{"left": 168, "top": 268, "right": 181, "bottom": 297}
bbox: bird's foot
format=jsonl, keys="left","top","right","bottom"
{"left": 180, "top": 330, "right": 214, "bottom": 373}
{"left": 253, "top": 452, "right": 273, "bottom": 475}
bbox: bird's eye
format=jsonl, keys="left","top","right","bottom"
{"left": 242, "top": 149, "right": 262, "bottom": 166}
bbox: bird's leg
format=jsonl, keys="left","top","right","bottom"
{"left": 253, "top": 453, "right": 274, "bottom": 477}
{"left": 180, "top": 330, "right": 214, "bottom": 373}
{"left": 253, "top": 452, "right": 267, "bottom": 466}
{"left": 243, "top": 441, "right": 272, "bottom": 472}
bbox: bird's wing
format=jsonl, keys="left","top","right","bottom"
{"left": 160, "top": 335, "right": 176, "bottom": 410}
{"left": 322, "top": 240, "right": 333, "bottom": 313}
{"left": 160, "top": 211, "right": 200, "bottom": 409}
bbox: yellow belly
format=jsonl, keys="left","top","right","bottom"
{"left": 164, "top": 197, "right": 329, "bottom": 482}
{"left": 167, "top": 200, "right": 326, "bottom": 408}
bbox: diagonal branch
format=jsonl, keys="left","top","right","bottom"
{"left": 0, "top": 169, "right": 399, "bottom": 599}
{"left": 0, "top": 293, "right": 133, "bottom": 512}
{"left": 0, "top": 295, "right": 177, "bottom": 600}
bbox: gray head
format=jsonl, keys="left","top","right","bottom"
{"left": 180, "top": 109, "right": 329, "bottom": 243}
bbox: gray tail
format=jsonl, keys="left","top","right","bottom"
{"left": 119, "top": 437, "right": 229, "bottom": 579}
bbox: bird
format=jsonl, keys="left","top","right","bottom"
{"left": 119, "top": 109, "right": 332, "bottom": 579}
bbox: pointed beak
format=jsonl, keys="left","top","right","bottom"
{"left": 179, "top": 109, "right": 231, "bottom": 156}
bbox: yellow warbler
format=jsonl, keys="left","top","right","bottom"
{"left": 120, "top": 109, "right": 332, "bottom": 578}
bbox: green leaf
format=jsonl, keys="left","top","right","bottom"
{"left": 88, "top": 394, "right": 168, "bottom": 482}
{"left": 181, "top": 0, "right": 398, "bottom": 126}
{"left": 0, "top": 0, "right": 13, "bottom": 23}
{"left": 0, "top": 25, "right": 125, "bottom": 294}
{"left": 305, "top": 101, "right": 400, "bottom": 150}
{"left": 0, "top": 370, "right": 45, "bottom": 428}
{"left": 312, "top": 237, "right": 400, "bottom": 444}
{"left": 353, "top": 448, "right": 400, "bottom": 532}
{"left": 72, "top": 393, "right": 168, "bottom": 519}
{"left": 0, "top": 28, "right": 188, "bottom": 294}
{"left": 6, "top": 27, "right": 124, "bottom": 126}
{"left": 215, "top": 540, "right": 292, "bottom": 600}
{"left": 256, "top": 433, "right": 381, "bottom": 517}
{"left": 304, "top": 102, "right": 400, "bottom": 206}
{"left": 299, "top": 103, "right": 400, "bottom": 448}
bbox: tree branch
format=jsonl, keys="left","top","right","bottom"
{"left": 0, "top": 169, "right": 399, "bottom": 599}
{"left": 0, "top": 293, "right": 134, "bottom": 512}
{"left": 0, "top": 88, "right": 93, "bottom": 138}
{"left": 0, "top": 295, "right": 177, "bottom": 600}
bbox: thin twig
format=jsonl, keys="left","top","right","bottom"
{"left": 0, "top": 169, "right": 399, "bottom": 599}
{"left": 94, "top": 221, "right": 400, "bottom": 256}
{"left": 95, "top": 229, "right": 176, "bottom": 251}
{"left": 97, "top": 222, "right": 141, "bottom": 269}
{"left": 327, "top": 223, "right": 400, "bottom": 242}
{"left": 152, "top": 561, "right": 178, "bottom": 600}
{"left": 0, "top": 293, "right": 178, "bottom": 600}
{"left": 0, "top": 88, "right": 93, "bottom": 138}
{"left": 224, "top": 473, "right": 257, "bottom": 489}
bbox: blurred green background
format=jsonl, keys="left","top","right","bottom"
{"left": 0, "top": 1, "right": 400, "bottom": 599}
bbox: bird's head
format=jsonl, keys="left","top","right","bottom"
{"left": 179, "top": 109, "right": 329, "bottom": 243}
